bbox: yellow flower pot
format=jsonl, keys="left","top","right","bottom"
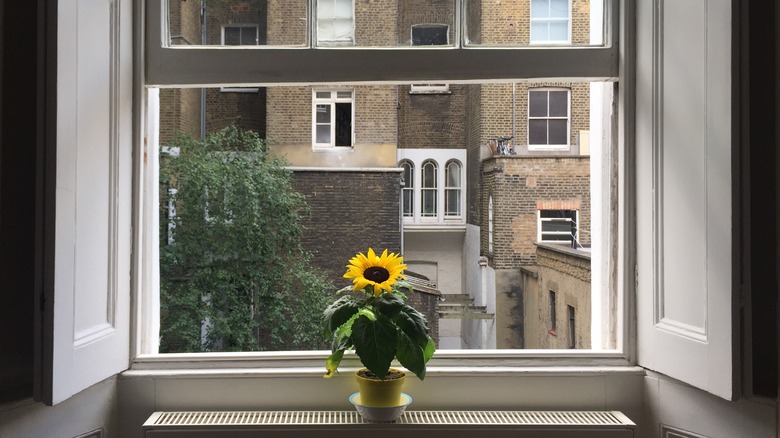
{"left": 355, "top": 368, "right": 406, "bottom": 407}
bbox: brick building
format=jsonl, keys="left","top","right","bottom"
{"left": 160, "top": 0, "right": 600, "bottom": 351}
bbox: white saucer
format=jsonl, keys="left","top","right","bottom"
{"left": 348, "top": 392, "right": 412, "bottom": 422}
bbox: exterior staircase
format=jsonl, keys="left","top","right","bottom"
{"left": 437, "top": 294, "right": 494, "bottom": 320}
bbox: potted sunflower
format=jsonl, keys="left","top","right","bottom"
{"left": 323, "top": 248, "right": 436, "bottom": 409}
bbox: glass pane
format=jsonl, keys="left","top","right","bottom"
{"left": 422, "top": 163, "right": 437, "bottom": 187}
{"left": 224, "top": 27, "right": 241, "bottom": 45}
{"left": 548, "top": 119, "right": 568, "bottom": 144}
{"left": 528, "top": 119, "right": 548, "bottom": 144}
{"left": 543, "top": 220, "right": 573, "bottom": 232}
{"left": 413, "top": 25, "right": 449, "bottom": 45}
{"left": 530, "top": 0, "right": 549, "bottom": 19}
{"left": 550, "top": 0, "right": 569, "bottom": 18}
{"left": 422, "top": 190, "right": 437, "bottom": 216}
{"left": 316, "top": 125, "right": 331, "bottom": 143}
{"left": 317, "top": 21, "right": 336, "bottom": 42}
{"left": 155, "top": 82, "right": 613, "bottom": 352}
{"left": 402, "top": 191, "right": 413, "bottom": 216}
{"left": 168, "top": 0, "right": 306, "bottom": 46}
{"left": 467, "top": 0, "right": 604, "bottom": 47}
{"left": 334, "top": 0, "right": 352, "bottom": 18}
{"left": 529, "top": 91, "right": 548, "bottom": 117}
{"left": 549, "top": 91, "right": 568, "bottom": 117}
{"left": 549, "top": 21, "right": 569, "bottom": 41}
{"left": 316, "top": 105, "right": 330, "bottom": 123}
{"left": 446, "top": 163, "right": 461, "bottom": 187}
{"left": 445, "top": 189, "right": 460, "bottom": 215}
{"left": 318, "top": 0, "right": 335, "bottom": 18}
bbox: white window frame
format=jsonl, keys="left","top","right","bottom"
{"left": 397, "top": 149, "right": 468, "bottom": 227}
{"left": 409, "top": 24, "right": 451, "bottom": 94}
{"left": 401, "top": 160, "right": 415, "bottom": 218}
{"left": 444, "top": 159, "right": 463, "bottom": 218}
{"left": 316, "top": 0, "right": 355, "bottom": 46}
{"left": 537, "top": 209, "right": 579, "bottom": 243}
{"left": 312, "top": 89, "right": 354, "bottom": 148}
{"left": 138, "top": 0, "right": 627, "bottom": 371}
{"left": 528, "top": 88, "right": 571, "bottom": 151}
{"left": 530, "top": 0, "right": 572, "bottom": 45}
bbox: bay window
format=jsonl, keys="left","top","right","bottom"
{"left": 40, "top": 0, "right": 743, "bottom": 408}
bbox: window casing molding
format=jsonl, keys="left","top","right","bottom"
{"left": 530, "top": 0, "right": 573, "bottom": 45}
{"left": 528, "top": 87, "right": 571, "bottom": 151}
{"left": 137, "top": 0, "right": 630, "bottom": 369}
{"left": 397, "top": 149, "right": 467, "bottom": 226}
{"left": 312, "top": 89, "right": 354, "bottom": 148}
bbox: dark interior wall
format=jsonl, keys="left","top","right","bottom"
{"left": 0, "top": 0, "right": 37, "bottom": 404}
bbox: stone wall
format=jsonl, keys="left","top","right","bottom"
{"left": 532, "top": 243, "right": 591, "bottom": 349}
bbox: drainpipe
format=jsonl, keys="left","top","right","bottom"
{"left": 511, "top": 83, "right": 516, "bottom": 149}
{"left": 200, "top": 1, "right": 207, "bottom": 139}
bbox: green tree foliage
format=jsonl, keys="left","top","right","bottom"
{"left": 159, "top": 126, "right": 332, "bottom": 352}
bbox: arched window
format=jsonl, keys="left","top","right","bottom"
{"left": 444, "top": 160, "right": 462, "bottom": 217}
{"left": 399, "top": 160, "right": 414, "bottom": 217}
{"left": 421, "top": 160, "right": 438, "bottom": 217}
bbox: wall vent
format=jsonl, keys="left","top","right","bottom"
{"left": 143, "top": 410, "right": 635, "bottom": 437}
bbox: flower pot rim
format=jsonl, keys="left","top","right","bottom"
{"left": 355, "top": 367, "right": 406, "bottom": 381}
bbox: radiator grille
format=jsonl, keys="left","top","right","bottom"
{"left": 148, "top": 410, "right": 633, "bottom": 427}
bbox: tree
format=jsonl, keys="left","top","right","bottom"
{"left": 159, "top": 126, "right": 332, "bottom": 352}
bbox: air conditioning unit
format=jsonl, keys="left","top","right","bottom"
{"left": 142, "top": 410, "right": 636, "bottom": 437}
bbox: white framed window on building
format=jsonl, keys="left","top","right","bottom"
{"left": 528, "top": 88, "right": 570, "bottom": 150}
{"left": 316, "top": 0, "right": 355, "bottom": 45}
{"left": 312, "top": 90, "right": 354, "bottom": 148}
{"left": 444, "top": 160, "right": 462, "bottom": 218}
{"left": 220, "top": 25, "right": 260, "bottom": 92}
{"left": 397, "top": 150, "right": 467, "bottom": 226}
{"left": 401, "top": 160, "right": 414, "bottom": 217}
{"left": 530, "top": 0, "right": 571, "bottom": 45}
{"left": 538, "top": 209, "right": 578, "bottom": 243}
{"left": 420, "top": 160, "right": 438, "bottom": 218}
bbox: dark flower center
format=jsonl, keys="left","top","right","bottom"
{"left": 364, "top": 266, "right": 390, "bottom": 283}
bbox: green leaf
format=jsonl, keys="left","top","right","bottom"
{"left": 351, "top": 314, "right": 398, "bottom": 379}
{"left": 323, "top": 295, "right": 360, "bottom": 337}
{"left": 423, "top": 337, "right": 436, "bottom": 363}
{"left": 396, "top": 332, "right": 426, "bottom": 380}
{"left": 374, "top": 293, "right": 406, "bottom": 318}
{"left": 324, "top": 349, "right": 344, "bottom": 378}
{"left": 392, "top": 305, "right": 430, "bottom": 350}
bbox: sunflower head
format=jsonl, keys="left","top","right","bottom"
{"left": 343, "top": 248, "right": 407, "bottom": 297}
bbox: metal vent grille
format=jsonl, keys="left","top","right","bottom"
{"left": 148, "top": 410, "right": 633, "bottom": 427}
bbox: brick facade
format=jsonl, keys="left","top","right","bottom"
{"left": 481, "top": 156, "right": 591, "bottom": 269}
{"left": 290, "top": 170, "right": 403, "bottom": 281}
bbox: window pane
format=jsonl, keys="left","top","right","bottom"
{"left": 549, "top": 91, "right": 568, "bottom": 117}
{"left": 224, "top": 27, "right": 241, "bottom": 45}
{"left": 155, "top": 82, "right": 613, "bottom": 352}
{"left": 530, "top": 0, "right": 549, "bottom": 19}
{"left": 168, "top": 0, "right": 305, "bottom": 46}
{"left": 446, "top": 163, "right": 461, "bottom": 187}
{"left": 315, "top": 105, "right": 331, "bottom": 123}
{"left": 412, "top": 25, "right": 449, "bottom": 45}
{"left": 318, "top": 0, "right": 335, "bottom": 17}
{"left": 529, "top": 91, "right": 548, "bottom": 117}
{"left": 468, "top": 0, "right": 602, "bottom": 46}
{"left": 550, "top": 0, "right": 569, "bottom": 18}
{"left": 333, "top": 0, "right": 352, "bottom": 18}
{"left": 548, "top": 119, "right": 568, "bottom": 144}
{"left": 316, "top": 125, "right": 331, "bottom": 143}
{"left": 549, "top": 21, "right": 569, "bottom": 41}
{"left": 529, "top": 119, "right": 548, "bottom": 144}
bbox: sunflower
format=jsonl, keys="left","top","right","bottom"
{"left": 343, "top": 248, "right": 407, "bottom": 297}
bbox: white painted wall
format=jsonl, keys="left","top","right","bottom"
{"left": 643, "top": 373, "right": 776, "bottom": 438}
{"left": 403, "top": 231, "right": 464, "bottom": 295}
{"left": 461, "top": 225, "right": 497, "bottom": 349}
{"left": 0, "top": 377, "right": 117, "bottom": 438}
